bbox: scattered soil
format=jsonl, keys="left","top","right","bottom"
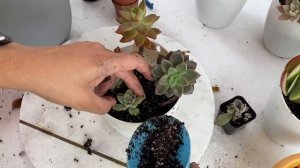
{"left": 107, "top": 71, "right": 178, "bottom": 123}
{"left": 212, "top": 85, "right": 220, "bottom": 92}
{"left": 129, "top": 116, "right": 184, "bottom": 168}
{"left": 83, "top": 138, "right": 93, "bottom": 155}
{"left": 283, "top": 95, "right": 300, "bottom": 120}
{"left": 19, "top": 151, "right": 25, "bottom": 157}
{"left": 12, "top": 98, "right": 22, "bottom": 109}
{"left": 74, "top": 158, "right": 79, "bottom": 162}
{"left": 64, "top": 106, "right": 72, "bottom": 111}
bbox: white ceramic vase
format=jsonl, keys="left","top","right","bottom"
{"left": 263, "top": 0, "right": 300, "bottom": 59}
{"left": 263, "top": 85, "right": 300, "bottom": 146}
{"left": 195, "top": 0, "right": 248, "bottom": 28}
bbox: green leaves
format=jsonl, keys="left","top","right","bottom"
{"left": 215, "top": 113, "right": 234, "bottom": 126}
{"left": 115, "top": 0, "right": 161, "bottom": 50}
{"left": 277, "top": 0, "right": 300, "bottom": 23}
{"left": 281, "top": 55, "right": 300, "bottom": 103}
{"left": 112, "top": 89, "right": 144, "bottom": 116}
{"left": 151, "top": 50, "right": 201, "bottom": 98}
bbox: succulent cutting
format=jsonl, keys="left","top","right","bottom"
{"left": 152, "top": 50, "right": 200, "bottom": 98}
{"left": 281, "top": 55, "right": 300, "bottom": 103}
{"left": 277, "top": 0, "right": 300, "bottom": 23}
{"left": 112, "top": 89, "right": 144, "bottom": 116}
{"left": 115, "top": 0, "right": 161, "bottom": 50}
{"left": 215, "top": 99, "right": 251, "bottom": 126}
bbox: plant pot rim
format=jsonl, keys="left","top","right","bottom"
{"left": 112, "top": 0, "right": 138, "bottom": 7}
{"left": 279, "top": 85, "right": 300, "bottom": 123}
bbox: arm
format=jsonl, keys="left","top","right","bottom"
{"left": 0, "top": 42, "right": 152, "bottom": 114}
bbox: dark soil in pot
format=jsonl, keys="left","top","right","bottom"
{"left": 106, "top": 71, "right": 178, "bottom": 123}
{"left": 127, "top": 116, "right": 184, "bottom": 168}
{"left": 283, "top": 95, "right": 300, "bottom": 120}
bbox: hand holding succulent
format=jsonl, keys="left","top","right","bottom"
{"left": 115, "top": 0, "right": 161, "bottom": 50}
{"left": 152, "top": 51, "right": 200, "bottom": 98}
{"left": 277, "top": 0, "right": 300, "bottom": 23}
{"left": 215, "top": 99, "right": 250, "bottom": 126}
{"left": 281, "top": 55, "right": 300, "bottom": 103}
{"left": 112, "top": 89, "right": 144, "bottom": 116}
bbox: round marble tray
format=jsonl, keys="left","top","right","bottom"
{"left": 19, "top": 27, "right": 215, "bottom": 168}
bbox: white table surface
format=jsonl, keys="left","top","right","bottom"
{"left": 1, "top": 0, "right": 300, "bottom": 167}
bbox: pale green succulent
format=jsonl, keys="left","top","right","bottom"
{"left": 115, "top": 0, "right": 161, "bottom": 50}
{"left": 281, "top": 55, "right": 300, "bottom": 103}
{"left": 152, "top": 51, "right": 200, "bottom": 98}
{"left": 277, "top": 0, "right": 300, "bottom": 23}
{"left": 215, "top": 99, "right": 250, "bottom": 126}
{"left": 112, "top": 89, "right": 144, "bottom": 116}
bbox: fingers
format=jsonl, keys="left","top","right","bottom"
{"left": 95, "top": 75, "right": 117, "bottom": 96}
{"left": 107, "top": 53, "right": 153, "bottom": 81}
{"left": 83, "top": 92, "right": 116, "bottom": 114}
{"left": 115, "top": 70, "right": 145, "bottom": 96}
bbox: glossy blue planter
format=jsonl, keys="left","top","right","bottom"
{"left": 127, "top": 115, "right": 191, "bottom": 168}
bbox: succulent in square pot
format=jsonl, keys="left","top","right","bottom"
{"left": 105, "top": 0, "right": 201, "bottom": 138}
{"left": 111, "top": 0, "right": 138, "bottom": 17}
{"left": 263, "top": 0, "right": 300, "bottom": 58}
{"left": 215, "top": 96, "right": 256, "bottom": 135}
{"left": 264, "top": 55, "right": 300, "bottom": 146}
{"left": 127, "top": 115, "right": 191, "bottom": 168}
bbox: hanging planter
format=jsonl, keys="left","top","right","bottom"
{"left": 195, "top": 0, "right": 248, "bottom": 28}
{"left": 263, "top": 0, "right": 300, "bottom": 59}
{"left": 264, "top": 55, "right": 300, "bottom": 146}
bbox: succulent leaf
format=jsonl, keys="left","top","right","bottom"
{"left": 184, "top": 70, "right": 201, "bottom": 82}
{"left": 113, "top": 104, "right": 127, "bottom": 111}
{"left": 152, "top": 65, "right": 164, "bottom": 79}
{"left": 289, "top": 76, "right": 300, "bottom": 101}
{"left": 277, "top": 0, "right": 300, "bottom": 23}
{"left": 170, "top": 52, "right": 184, "bottom": 66}
{"left": 176, "top": 76, "right": 189, "bottom": 86}
{"left": 176, "top": 63, "right": 187, "bottom": 75}
{"left": 165, "top": 89, "right": 175, "bottom": 98}
{"left": 215, "top": 113, "right": 234, "bottom": 126}
{"left": 173, "top": 85, "right": 184, "bottom": 97}
{"left": 158, "top": 74, "right": 169, "bottom": 85}
{"left": 155, "top": 83, "right": 169, "bottom": 95}
{"left": 129, "top": 107, "right": 139, "bottom": 116}
{"left": 186, "top": 61, "right": 197, "bottom": 70}
{"left": 161, "top": 59, "right": 173, "bottom": 73}
{"left": 183, "top": 85, "right": 194, "bottom": 94}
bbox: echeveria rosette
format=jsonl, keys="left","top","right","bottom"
{"left": 152, "top": 50, "right": 201, "bottom": 98}
{"left": 115, "top": 0, "right": 161, "bottom": 50}
{"left": 281, "top": 55, "right": 300, "bottom": 103}
{"left": 277, "top": 0, "right": 300, "bottom": 23}
{"left": 112, "top": 89, "right": 144, "bottom": 116}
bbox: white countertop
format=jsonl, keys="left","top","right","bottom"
{"left": 1, "top": 0, "right": 300, "bottom": 167}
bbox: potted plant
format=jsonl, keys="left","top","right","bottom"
{"left": 195, "top": 0, "right": 248, "bottom": 28}
{"left": 215, "top": 96, "right": 256, "bottom": 135}
{"left": 273, "top": 153, "right": 300, "bottom": 168}
{"left": 263, "top": 0, "right": 300, "bottom": 58}
{"left": 127, "top": 115, "right": 191, "bottom": 168}
{"left": 264, "top": 55, "right": 300, "bottom": 146}
{"left": 105, "top": 0, "right": 201, "bottom": 138}
{"left": 112, "top": 0, "right": 138, "bottom": 17}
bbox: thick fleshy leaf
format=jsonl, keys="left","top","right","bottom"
{"left": 117, "top": 94, "right": 124, "bottom": 104}
{"left": 183, "top": 85, "right": 194, "bottom": 94}
{"left": 170, "top": 52, "right": 184, "bottom": 66}
{"left": 136, "top": 8, "right": 145, "bottom": 21}
{"left": 172, "top": 85, "right": 183, "bottom": 97}
{"left": 134, "top": 35, "right": 145, "bottom": 48}
{"left": 289, "top": 77, "right": 300, "bottom": 101}
{"left": 161, "top": 59, "right": 173, "bottom": 73}
{"left": 287, "top": 74, "right": 300, "bottom": 94}
{"left": 142, "top": 14, "right": 160, "bottom": 26}
{"left": 152, "top": 65, "right": 164, "bottom": 79}
{"left": 129, "top": 107, "right": 140, "bottom": 116}
{"left": 112, "top": 104, "right": 127, "bottom": 111}
{"left": 287, "top": 64, "right": 300, "bottom": 83}
{"left": 177, "top": 76, "right": 189, "bottom": 86}
{"left": 152, "top": 28, "right": 161, "bottom": 35}
{"left": 164, "top": 88, "right": 174, "bottom": 98}
{"left": 281, "top": 71, "right": 288, "bottom": 96}
{"left": 145, "top": 28, "right": 159, "bottom": 39}
{"left": 138, "top": 0, "right": 146, "bottom": 13}
{"left": 215, "top": 113, "right": 234, "bottom": 126}
{"left": 119, "top": 10, "right": 132, "bottom": 21}
{"left": 120, "top": 29, "right": 138, "bottom": 42}
{"left": 158, "top": 74, "right": 169, "bottom": 85}
{"left": 168, "top": 67, "right": 177, "bottom": 75}
{"left": 176, "top": 63, "right": 187, "bottom": 75}
{"left": 143, "top": 38, "right": 156, "bottom": 50}
{"left": 116, "top": 17, "right": 128, "bottom": 24}
{"left": 116, "top": 23, "right": 134, "bottom": 34}
{"left": 186, "top": 61, "right": 197, "bottom": 70}
{"left": 155, "top": 83, "right": 169, "bottom": 95}
{"left": 132, "top": 97, "right": 144, "bottom": 108}
{"left": 184, "top": 69, "right": 200, "bottom": 82}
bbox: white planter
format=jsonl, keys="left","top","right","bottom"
{"left": 195, "top": 0, "right": 247, "bottom": 28}
{"left": 263, "top": 85, "right": 300, "bottom": 146}
{"left": 105, "top": 98, "right": 181, "bottom": 139}
{"left": 263, "top": 0, "right": 300, "bottom": 59}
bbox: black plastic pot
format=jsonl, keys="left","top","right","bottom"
{"left": 218, "top": 96, "right": 256, "bottom": 135}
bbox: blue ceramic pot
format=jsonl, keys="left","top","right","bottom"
{"left": 127, "top": 115, "right": 191, "bottom": 168}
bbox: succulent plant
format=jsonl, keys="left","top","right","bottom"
{"left": 111, "top": 79, "right": 123, "bottom": 91}
{"left": 151, "top": 50, "right": 200, "bottom": 98}
{"left": 112, "top": 89, "right": 144, "bottom": 116}
{"left": 115, "top": 0, "right": 161, "bottom": 50}
{"left": 277, "top": 0, "right": 300, "bottom": 23}
{"left": 215, "top": 99, "right": 250, "bottom": 126}
{"left": 281, "top": 55, "right": 300, "bottom": 103}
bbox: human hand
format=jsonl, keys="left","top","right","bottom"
{"left": 190, "top": 162, "right": 200, "bottom": 168}
{"left": 3, "top": 42, "right": 152, "bottom": 114}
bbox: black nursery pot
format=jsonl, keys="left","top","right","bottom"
{"left": 218, "top": 96, "right": 256, "bottom": 135}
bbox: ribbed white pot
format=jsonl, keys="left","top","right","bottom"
{"left": 195, "top": 0, "right": 247, "bottom": 28}
{"left": 263, "top": 85, "right": 300, "bottom": 146}
{"left": 263, "top": 0, "right": 300, "bottom": 59}
{"left": 105, "top": 99, "right": 181, "bottom": 139}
